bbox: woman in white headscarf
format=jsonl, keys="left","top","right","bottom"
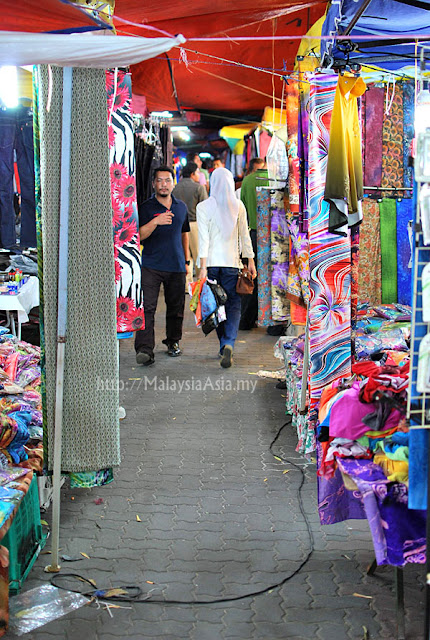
{"left": 197, "top": 168, "right": 256, "bottom": 368}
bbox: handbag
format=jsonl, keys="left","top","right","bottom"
{"left": 235, "top": 213, "right": 254, "bottom": 295}
{"left": 236, "top": 266, "right": 254, "bottom": 295}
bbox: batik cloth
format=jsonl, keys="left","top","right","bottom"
{"left": 107, "top": 70, "right": 144, "bottom": 333}
{"left": 308, "top": 74, "right": 351, "bottom": 425}
{"left": 285, "top": 79, "right": 309, "bottom": 307}
{"left": 363, "top": 85, "right": 384, "bottom": 187}
{"left": 403, "top": 82, "right": 415, "bottom": 190}
{"left": 270, "top": 190, "right": 290, "bottom": 322}
{"left": 381, "top": 83, "right": 404, "bottom": 193}
{"left": 351, "top": 226, "right": 360, "bottom": 329}
{"left": 257, "top": 188, "right": 273, "bottom": 327}
{"left": 358, "top": 198, "right": 382, "bottom": 306}
{"left": 396, "top": 198, "right": 413, "bottom": 306}
{"left": 37, "top": 66, "right": 120, "bottom": 473}
{"left": 337, "top": 459, "right": 426, "bottom": 567}
{"left": 379, "top": 198, "right": 397, "bottom": 304}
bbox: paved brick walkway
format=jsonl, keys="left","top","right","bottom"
{"left": 7, "top": 299, "right": 425, "bottom": 639}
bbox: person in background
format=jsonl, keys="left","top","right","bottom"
{"left": 186, "top": 151, "right": 208, "bottom": 192}
{"left": 135, "top": 165, "right": 191, "bottom": 366}
{"left": 172, "top": 161, "right": 208, "bottom": 286}
{"left": 197, "top": 168, "right": 256, "bottom": 369}
{"left": 239, "top": 157, "right": 268, "bottom": 330}
{"left": 212, "top": 157, "right": 225, "bottom": 170}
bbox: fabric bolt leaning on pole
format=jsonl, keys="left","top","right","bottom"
{"left": 396, "top": 198, "right": 413, "bottom": 306}
{"left": 379, "top": 198, "right": 398, "bottom": 304}
{"left": 308, "top": 74, "right": 351, "bottom": 428}
{"left": 37, "top": 65, "right": 120, "bottom": 474}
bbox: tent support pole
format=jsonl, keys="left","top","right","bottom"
{"left": 342, "top": 0, "right": 372, "bottom": 36}
{"left": 45, "top": 66, "right": 73, "bottom": 573}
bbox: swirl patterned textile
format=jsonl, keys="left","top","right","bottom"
{"left": 107, "top": 70, "right": 144, "bottom": 334}
{"left": 308, "top": 75, "right": 351, "bottom": 425}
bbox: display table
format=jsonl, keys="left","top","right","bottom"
{"left": 0, "top": 277, "right": 39, "bottom": 340}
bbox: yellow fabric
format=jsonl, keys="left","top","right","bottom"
{"left": 295, "top": 14, "right": 326, "bottom": 64}
{"left": 233, "top": 139, "right": 245, "bottom": 155}
{"left": 261, "top": 107, "right": 287, "bottom": 126}
{"left": 220, "top": 123, "right": 257, "bottom": 141}
{"left": 17, "top": 67, "right": 33, "bottom": 102}
{"left": 324, "top": 75, "right": 366, "bottom": 214}
{"left": 373, "top": 453, "right": 409, "bottom": 483}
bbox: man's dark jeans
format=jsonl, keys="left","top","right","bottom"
{"left": 0, "top": 107, "right": 36, "bottom": 248}
{"left": 135, "top": 267, "right": 186, "bottom": 357}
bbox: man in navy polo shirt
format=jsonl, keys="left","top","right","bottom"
{"left": 135, "top": 165, "right": 191, "bottom": 366}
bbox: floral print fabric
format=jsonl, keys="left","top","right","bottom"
{"left": 107, "top": 70, "right": 144, "bottom": 333}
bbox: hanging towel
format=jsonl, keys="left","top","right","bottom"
{"left": 363, "top": 86, "right": 384, "bottom": 187}
{"left": 379, "top": 198, "right": 398, "bottom": 304}
{"left": 396, "top": 198, "right": 413, "bottom": 305}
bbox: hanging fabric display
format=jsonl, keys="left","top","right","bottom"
{"left": 351, "top": 226, "right": 360, "bottom": 329}
{"left": 106, "top": 69, "right": 144, "bottom": 333}
{"left": 403, "top": 82, "right": 415, "bottom": 190}
{"left": 381, "top": 82, "right": 404, "bottom": 192}
{"left": 396, "top": 198, "right": 413, "bottom": 305}
{"left": 256, "top": 188, "right": 272, "bottom": 327}
{"left": 379, "top": 198, "right": 398, "bottom": 304}
{"left": 37, "top": 65, "right": 120, "bottom": 474}
{"left": 363, "top": 86, "right": 384, "bottom": 188}
{"left": 308, "top": 74, "right": 351, "bottom": 424}
{"left": 270, "top": 191, "right": 290, "bottom": 322}
{"left": 358, "top": 198, "right": 382, "bottom": 306}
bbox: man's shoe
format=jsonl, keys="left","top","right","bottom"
{"left": 220, "top": 344, "right": 233, "bottom": 368}
{"left": 167, "top": 342, "right": 182, "bottom": 357}
{"left": 136, "top": 351, "right": 154, "bottom": 366}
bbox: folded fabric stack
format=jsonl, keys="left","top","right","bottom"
{"left": 0, "top": 330, "right": 42, "bottom": 530}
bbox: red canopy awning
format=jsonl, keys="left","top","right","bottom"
{"left": 115, "top": 1, "right": 326, "bottom": 114}
{"left": 0, "top": 0, "right": 108, "bottom": 33}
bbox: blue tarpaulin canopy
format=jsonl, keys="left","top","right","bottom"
{"left": 321, "top": 0, "right": 430, "bottom": 72}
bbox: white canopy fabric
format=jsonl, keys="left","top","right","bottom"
{"left": 0, "top": 31, "right": 186, "bottom": 68}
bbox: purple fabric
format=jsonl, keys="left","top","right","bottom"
{"left": 328, "top": 382, "right": 401, "bottom": 440}
{"left": 317, "top": 442, "right": 367, "bottom": 525}
{"left": 364, "top": 86, "right": 384, "bottom": 187}
{"left": 338, "top": 459, "right": 426, "bottom": 566}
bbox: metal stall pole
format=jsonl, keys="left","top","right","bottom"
{"left": 45, "top": 66, "right": 73, "bottom": 573}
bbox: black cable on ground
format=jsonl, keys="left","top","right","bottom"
{"left": 50, "top": 418, "right": 315, "bottom": 606}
